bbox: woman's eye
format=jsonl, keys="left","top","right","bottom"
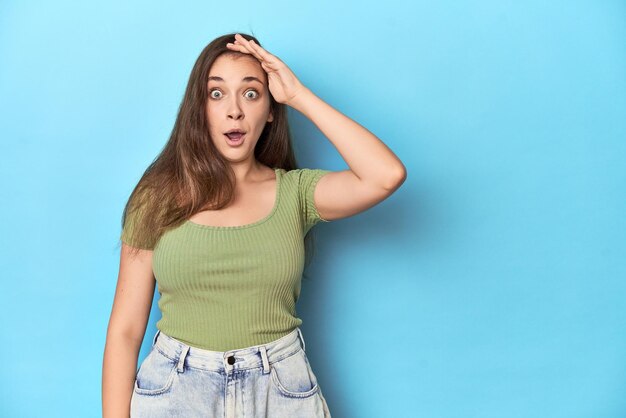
{"left": 209, "top": 90, "right": 222, "bottom": 99}
{"left": 245, "top": 90, "right": 259, "bottom": 99}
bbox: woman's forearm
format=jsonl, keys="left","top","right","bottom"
{"left": 102, "top": 332, "right": 142, "bottom": 418}
{"left": 290, "top": 86, "right": 406, "bottom": 190}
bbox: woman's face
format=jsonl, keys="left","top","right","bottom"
{"left": 206, "top": 53, "right": 274, "bottom": 163}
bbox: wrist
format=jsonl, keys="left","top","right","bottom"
{"left": 288, "top": 85, "right": 314, "bottom": 111}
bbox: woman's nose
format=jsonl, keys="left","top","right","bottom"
{"left": 227, "top": 100, "right": 244, "bottom": 120}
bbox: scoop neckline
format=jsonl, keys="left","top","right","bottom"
{"left": 184, "top": 167, "right": 282, "bottom": 230}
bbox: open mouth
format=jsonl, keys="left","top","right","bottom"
{"left": 224, "top": 129, "right": 246, "bottom": 146}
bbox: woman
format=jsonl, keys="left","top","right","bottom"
{"left": 102, "top": 32, "right": 406, "bottom": 418}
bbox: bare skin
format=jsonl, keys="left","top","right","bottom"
{"left": 188, "top": 170, "right": 278, "bottom": 228}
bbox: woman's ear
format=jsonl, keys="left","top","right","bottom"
{"left": 267, "top": 111, "right": 274, "bottom": 123}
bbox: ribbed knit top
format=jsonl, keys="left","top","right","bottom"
{"left": 120, "top": 167, "right": 331, "bottom": 351}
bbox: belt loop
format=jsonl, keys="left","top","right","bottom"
{"left": 177, "top": 345, "right": 190, "bottom": 373}
{"left": 259, "top": 345, "right": 270, "bottom": 374}
{"left": 152, "top": 329, "right": 161, "bottom": 347}
{"left": 296, "top": 328, "right": 306, "bottom": 352}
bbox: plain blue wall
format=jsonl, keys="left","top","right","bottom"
{"left": 1, "top": 1, "right": 624, "bottom": 417}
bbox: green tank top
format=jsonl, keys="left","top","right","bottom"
{"left": 120, "top": 168, "right": 331, "bottom": 351}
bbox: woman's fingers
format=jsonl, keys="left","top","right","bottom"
{"left": 248, "top": 39, "right": 273, "bottom": 61}
{"left": 226, "top": 42, "right": 248, "bottom": 53}
{"left": 233, "top": 34, "right": 277, "bottom": 65}
{"left": 233, "top": 34, "right": 265, "bottom": 62}
{"left": 226, "top": 41, "right": 257, "bottom": 60}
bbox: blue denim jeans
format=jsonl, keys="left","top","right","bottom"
{"left": 130, "top": 327, "right": 331, "bottom": 417}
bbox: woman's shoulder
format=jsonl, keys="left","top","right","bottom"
{"left": 278, "top": 167, "right": 331, "bottom": 179}
{"left": 277, "top": 167, "right": 331, "bottom": 197}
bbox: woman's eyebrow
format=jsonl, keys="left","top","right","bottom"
{"left": 208, "top": 76, "right": 263, "bottom": 85}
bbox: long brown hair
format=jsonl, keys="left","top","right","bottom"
{"left": 119, "top": 33, "right": 320, "bottom": 274}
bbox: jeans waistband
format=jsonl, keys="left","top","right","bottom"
{"left": 150, "top": 328, "right": 307, "bottom": 375}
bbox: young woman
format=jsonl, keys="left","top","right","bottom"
{"left": 102, "top": 33, "right": 406, "bottom": 418}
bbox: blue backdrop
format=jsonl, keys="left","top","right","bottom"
{"left": 1, "top": 1, "right": 624, "bottom": 417}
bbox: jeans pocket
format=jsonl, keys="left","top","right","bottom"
{"left": 270, "top": 348, "right": 320, "bottom": 399}
{"left": 134, "top": 347, "right": 178, "bottom": 396}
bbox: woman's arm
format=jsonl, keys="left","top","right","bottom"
{"left": 102, "top": 245, "right": 156, "bottom": 418}
{"left": 289, "top": 87, "right": 406, "bottom": 221}
{"left": 228, "top": 34, "right": 407, "bottom": 222}
{"left": 290, "top": 87, "right": 406, "bottom": 190}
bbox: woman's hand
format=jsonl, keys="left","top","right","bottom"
{"left": 226, "top": 34, "right": 308, "bottom": 107}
